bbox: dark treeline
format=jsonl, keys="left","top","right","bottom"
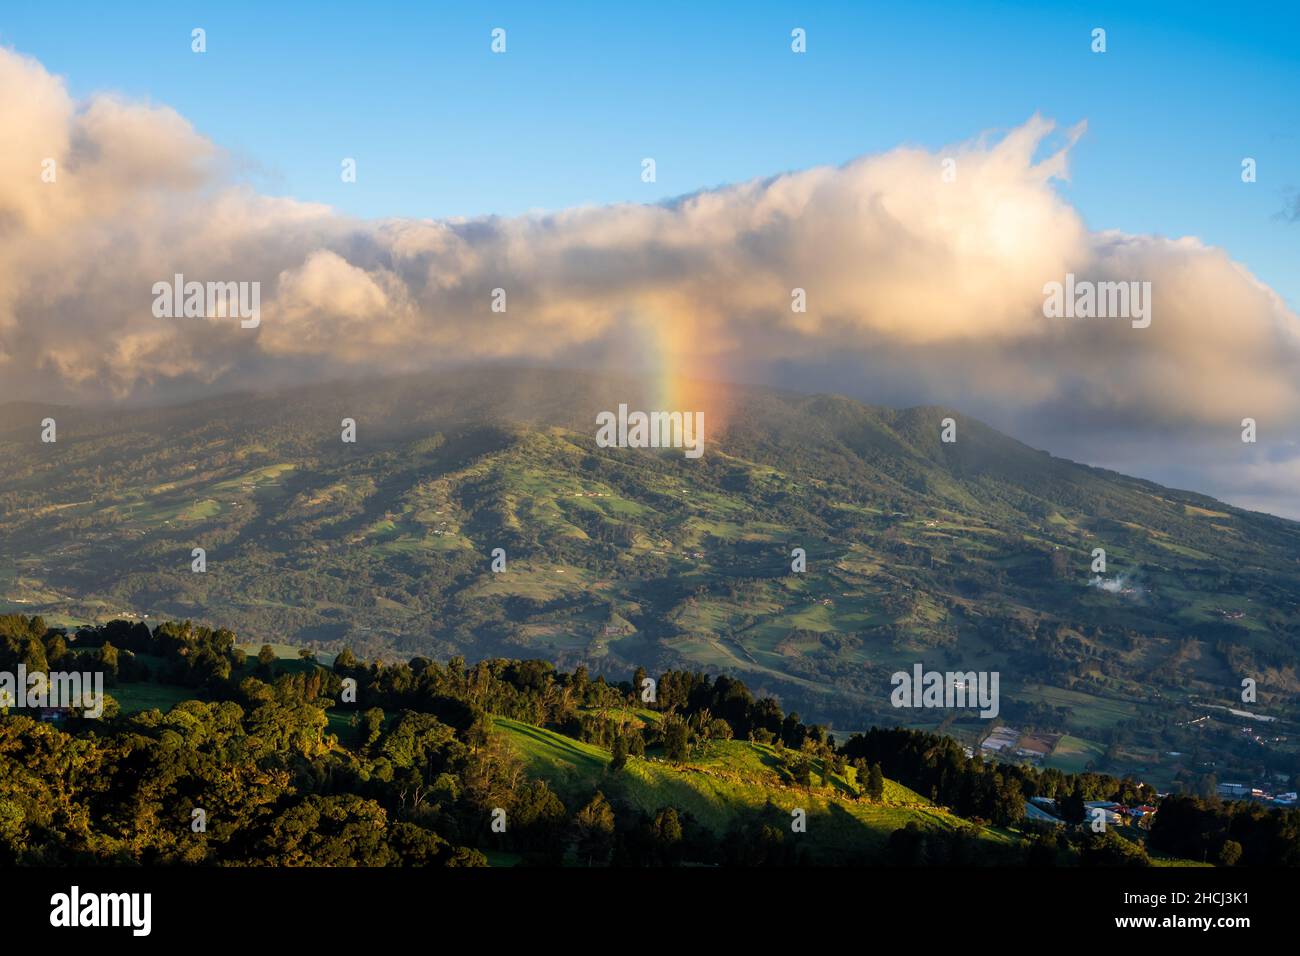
{"left": 0, "top": 614, "right": 241, "bottom": 691}
{"left": 1149, "top": 795, "right": 1300, "bottom": 866}
{"left": 2, "top": 614, "right": 1297, "bottom": 866}
{"left": 842, "top": 727, "right": 1155, "bottom": 827}
{"left": 0, "top": 614, "right": 841, "bottom": 867}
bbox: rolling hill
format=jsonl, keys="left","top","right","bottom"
{"left": 490, "top": 714, "right": 1018, "bottom": 864}
{"left": 2, "top": 367, "right": 1297, "bottom": 787}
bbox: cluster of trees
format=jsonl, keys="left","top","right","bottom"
{"left": 1, "top": 615, "right": 269, "bottom": 691}
{"left": 0, "top": 693, "right": 487, "bottom": 866}
{"left": 4, "top": 613, "right": 1300, "bottom": 867}
{"left": 0, "top": 614, "right": 853, "bottom": 867}
{"left": 841, "top": 727, "right": 1156, "bottom": 828}
{"left": 1149, "top": 796, "right": 1300, "bottom": 866}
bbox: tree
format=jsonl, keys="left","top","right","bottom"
{"left": 852, "top": 757, "right": 868, "bottom": 793}
{"left": 359, "top": 707, "right": 384, "bottom": 752}
{"left": 44, "top": 633, "right": 68, "bottom": 666}
{"left": 99, "top": 642, "right": 120, "bottom": 682}
{"left": 1219, "top": 839, "right": 1243, "bottom": 867}
{"left": 609, "top": 733, "right": 628, "bottom": 771}
{"left": 1079, "top": 830, "right": 1151, "bottom": 867}
{"left": 1059, "top": 782, "right": 1087, "bottom": 825}
{"left": 663, "top": 716, "right": 690, "bottom": 763}
{"left": 255, "top": 794, "right": 396, "bottom": 866}
{"left": 387, "top": 822, "right": 451, "bottom": 865}
{"left": 792, "top": 755, "right": 813, "bottom": 791}
{"left": 867, "top": 764, "right": 885, "bottom": 801}
{"left": 574, "top": 791, "right": 616, "bottom": 865}
{"left": 994, "top": 780, "right": 1026, "bottom": 826}
{"left": 626, "top": 730, "right": 646, "bottom": 758}
{"left": 510, "top": 780, "right": 568, "bottom": 864}
{"left": 653, "top": 807, "right": 683, "bottom": 865}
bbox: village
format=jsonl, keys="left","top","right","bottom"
{"left": 972, "top": 721, "right": 1299, "bottom": 830}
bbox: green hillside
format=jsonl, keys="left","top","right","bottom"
{"left": 492, "top": 715, "right": 1015, "bottom": 863}
{"left": 0, "top": 612, "right": 1250, "bottom": 867}
{"left": 2, "top": 368, "right": 1298, "bottom": 788}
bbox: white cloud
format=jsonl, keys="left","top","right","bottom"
{"left": 1, "top": 47, "right": 1298, "bottom": 515}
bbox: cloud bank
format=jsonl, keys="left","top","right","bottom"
{"left": 2, "top": 48, "right": 1298, "bottom": 514}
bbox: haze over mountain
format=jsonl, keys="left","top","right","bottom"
{"left": 3, "top": 44, "right": 1299, "bottom": 516}
{"left": 3, "top": 368, "right": 1297, "bottom": 786}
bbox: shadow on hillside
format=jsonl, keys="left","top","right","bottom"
{"left": 810, "top": 800, "right": 891, "bottom": 865}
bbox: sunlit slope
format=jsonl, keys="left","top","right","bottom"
{"left": 492, "top": 715, "right": 1019, "bottom": 863}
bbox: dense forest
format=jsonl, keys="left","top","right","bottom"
{"left": 2, "top": 613, "right": 1296, "bottom": 867}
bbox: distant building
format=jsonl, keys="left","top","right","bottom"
{"left": 1023, "top": 803, "right": 1063, "bottom": 825}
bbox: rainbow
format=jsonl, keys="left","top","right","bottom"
{"left": 632, "top": 302, "right": 736, "bottom": 437}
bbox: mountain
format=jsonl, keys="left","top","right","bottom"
{"left": 2, "top": 367, "right": 1298, "bottom": 787}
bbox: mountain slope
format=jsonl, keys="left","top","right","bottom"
{"left": 1, "top": 368, "right": 1297, "bottom": 785}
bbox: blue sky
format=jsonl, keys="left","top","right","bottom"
{"left": 4, "top": 0, "right": 1297, "bottom": 307}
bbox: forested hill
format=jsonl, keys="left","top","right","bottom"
{"left": 1, "top": 369, "right": 1298, "bottom": 790}
{"left": 6, "top": 613, "right": 1291, "bottom": 867}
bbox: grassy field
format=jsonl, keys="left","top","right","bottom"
{"left": 111, "top": 681, "right": 199, "bottom": 714}
{"left": 1044, "top": 734, "right": 1106, "bottom": 773}
{"left": 1017, "top": 684, "right": 1141, "bottom": 730}
{"left": 492, "top": 715, "right": 1017, "bottom": 863}
{"left": 236, "top": 642, "right": 316, "bottom": 660}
